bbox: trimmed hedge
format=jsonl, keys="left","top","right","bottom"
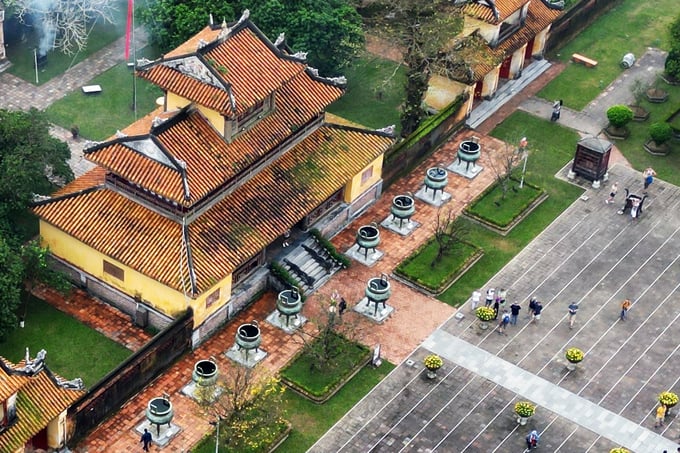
{"left": 310, "top": 229, "right": 351, "bottom": 269}
{"left": 464, "top": 178, "right": 545, "bottom": 228}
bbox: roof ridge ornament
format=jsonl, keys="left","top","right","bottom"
{"left": 376, "top": 125, "right": 396, "bottom": 136}
{"left": 218, "top": 9, "right": 250, "bottom": 42}
{"left": 274, "top": 32, "right": 285, "bottom": 48}
{"left": 57, "top": 377, "right": 84, "bottom": 390}
{"left": 116, "top": 130, "right": 127, "bottom": 138}
{"left": 16, "top": 348, "right": 46, "bottom": 376}
{"left": 290, "top": 51, "right": 308, "bottom": 62}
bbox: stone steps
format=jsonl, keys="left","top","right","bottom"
{"left": 277, "top": 235, "right": 342, "bottom": 295}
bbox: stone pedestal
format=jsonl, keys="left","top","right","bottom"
{"left": 352, "top": 297, "right": 394, "bottom": 323}
{"left": 265, "top": 309, "right": 307, "bottom": 334}
{"left": 345, "top": 244, "right": 383, "bottom": 266}
{"left": 225, "top": 345, "right": 267, "bottom": 368}
{"left": 180, "top": 381, "right": 222, "bottom": 402}
{"left": 447, "top": 160, "right": 484, "bottom": 179}
{"left": 134, "top": 420, "right": 181, "bottom": 448}
{"left": 414, "top": 186, "right": 451, "bottom": 207}
{"left": 380, "top": 216, "right": 420, "bottom": 236}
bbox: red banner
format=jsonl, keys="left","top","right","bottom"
{"left": 124, "top": 0, "right": 133, "bottom": 60}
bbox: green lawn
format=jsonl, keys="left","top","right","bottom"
{"left": 327, "top": 53, "right": 406, "bottom": 132}
{"left": 465, "top": 180, "right": 544, "bottom": 228}
{"left": 5, "top": 0, "right": 129, "bottom": 85}
{"left": 437, "top": 112, "right": 584, "bottom": 307}
{"left": 1, "top": 295, "right": 131, "bottom": 387}
{"left": 45, "top": 50, "right": 163, "bottom": 141}
{"left": 539, "top": 0, "right": 678, "bottom": 110}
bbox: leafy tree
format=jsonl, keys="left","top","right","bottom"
{"left": 0, "top": 109, "right": 73, "bottom": 241}
{"left": 649, "top": 122, "right": 673, "bottom": 145}
{"left": 0, "top": 236, "right": 24, "bottom": 340}
{"left": 137, "top": 0, "right": 235, "bottom": 52}
{"left": 606, "top": 105, "right": 633, "bottom": 129}
{"left": 239, "top": 0, "right": 364, "bottom": 75}
{"left": 664, "top": 47, "right": 680, "bottom": 80}
{"left": 669, "top": 12, "right": 680, "bottom": 46}
{"left": 196, "top": 366, "right": 286, "bottom": 452}
{"left": 370, "top": 0, "right": 464, "bottom": 136}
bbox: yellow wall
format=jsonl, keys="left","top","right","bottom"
{"left": 509, "top": 46, "right": 527, "bottom": 79}
{"left": 46, "top": 411, "right": 66, "bottom": 448}
{"left": 464, "top": 17, "right": 498, "bottom": 44}
{"left": 343, "top": 155, "right": 384, "bottom": 203}
{"left": 39, "top": 221, "right": 234, "bottom": 326}
{"left": 481, "top": 67, "right": 500, "bottom": 97}
{"left": 166, "top": 92, "right": 225, "bottom": 134}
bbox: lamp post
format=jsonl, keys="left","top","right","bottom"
{"left": 210, "top": 418, "right": 220, "bottom": 453}
{"left": 518, "top": 137, "right": 528, "bottom": 189}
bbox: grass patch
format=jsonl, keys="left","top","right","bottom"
{"left": 539, "top": 0, "right": 678, "bottom": 110}
{"left": 1, "top": 295, "right": 131, "bottom": 387}
{"left": 465, "top": 180, "right": 545, "bottom": 228}
{"left": 435, "top": 112, "right": 584, "bottom": 307}
{"left": 395, "top": 240, "right": 481, "bottom": 293}
{"left": 327, "top": 53, "right": 406, "bottom": 132}
{"left": 45, "top": 48, "right": 163, "bottom": 141}
{"left": 280, "top": 332, "right": 370, "bottom": 399}
{"left": 192, "top": 418, "right": 289, "bottom": 453}
{"left": 276, "top": 361, "right": 395, "bottom": 452}
{"left": 4, "top": 0, "right": 129, "bottom": 85}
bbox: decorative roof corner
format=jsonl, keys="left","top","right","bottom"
{"left": 274, "top": 32, "right": 285, "bottom": 48}
{"left": 115, "top": 130, "right": 127, "bottom": 138}
{"left": 540, "top": 0, "right": 565, "bottom": 10}
{"left": 305, "top": 67, "right": 347, "bottom": 87}
{"left": 56, "top": 377, "right": 84, "bottom": 391}
{"left": 290, "top": 51, "right": 308, "bottom": 62}
{"left": 375, "top": 125, "right": 397, "bottom": 137}
{"left": 474, "top": 0, "right": 499, "bottom": 21}
{"left": 218, "top": 9, "right": 250, "bottom": 43}
{"left": 15, "top": 348, "right": 46, "bottom": 377}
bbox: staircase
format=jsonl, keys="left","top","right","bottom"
{"left": 275, "top": 235, "right": 344, "bottom": 295}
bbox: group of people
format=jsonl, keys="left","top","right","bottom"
{"left": 472, "top": 289, "right": 546, "bottom": 334}
{"left": 605, "top": 167, "right": 656, "bottom": 220}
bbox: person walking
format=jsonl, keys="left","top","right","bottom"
{"left": 606, "top": 182, "right": 619, "bottom": 204}
{"left": 497, "top": 288, "right": 507, "bottom": 307}
{"left": 620, "top": 299, "right": 632, "bottom": 321}
{"left": 654, "top": 404, "right": 667, "bottom": 428}
{"left": 497, "top": 310, "right": 510, "bottom": 335}
{"left": 485, "top": 288, "right": 495, "bottom": 307}
{"left": 141, "top": 428, "right": 152, "bottom": 451}
{"left": 510, "top": 301, "right": 521, "bottom": 325}
{"left": 643, "top": 167, "right": 656, "bottom": 191}
{"left": 525, "top": 429, "right": 540, "bottom": 450}
{"left": 568, "top": 302, "right": 579, "bottom": 329}
{"left": 471, "top": 289, "right": 481, "bottom": 312}
{"left": 528, "top": 297, "right": 537, "bottom": 319}
{"left": 492, "top": 298, "right": 500, "bottom": 320}
{"left": 532, "top": 301, "right": 543, "bottom": 323}
{"left": 338, "top": 297, "right": 347, "bottom": 316}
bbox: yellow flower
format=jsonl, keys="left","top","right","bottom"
{"left": 514, "top": 401, "right": 536, "bottom": 417}
{"left": 565, "top": 347, "right": 584, "bottom": 363}
{"left": 423, "top": 354, "right": 443, "bottom": 370}
{"left": 609, "top": 448, "right": 630, "bottom": 453}
{"left": 659, "top": 391, "right": 679, "bottom": 407}
{"left": 475, "top": 306, "right": 495, "bottom": 321}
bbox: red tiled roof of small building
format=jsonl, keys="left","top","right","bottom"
{"left": 464, "top": 0, "right": 528, "bottom": 24}
{"left": 0, "top": 357, "right": 85, "bottom": 452}
{"left": 34, "top": 125, "right": 393, "bottom": 294}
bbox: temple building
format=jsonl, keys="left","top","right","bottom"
{"left": 425, "top": 0, "right": 563, "bottom": 114}
{"left": 34, "top": 12, "right": 394, "bottom": 344}
{"left": 0, "top": 350, "right": 84, "bottom": 452}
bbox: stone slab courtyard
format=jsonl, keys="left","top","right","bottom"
{"left": 310, "top": 164, "right": 680, "bottom": 453}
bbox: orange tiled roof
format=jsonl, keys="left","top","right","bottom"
{"left": 138, "top": 23, "right": 306, "bottom": 117}
{"left": 464, "top": 0, "right": 528, "bottom": 24}
{"left": 85, "top": 71, "right": 343, "bottom": 207}
{"left": 34, "top": 125, "right": 393, "bottom": 294}
{"left": 465, "top": 0, "right": 562, "bottom": 81}
{"left": 0, "top": 358, "right": 85, "bottom": 452}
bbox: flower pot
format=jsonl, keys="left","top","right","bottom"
{"left": 517, "top": 415, "right": 529, "bottom": 426}
{"left": 426, "top": 369, "right": 437, "bottom": 379}
{"left": 479, "top": 321, "right": 489, "bottom": 330}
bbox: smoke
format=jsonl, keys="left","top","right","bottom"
{"left": 26, "top": 0, "right": 59, "bottom": 56}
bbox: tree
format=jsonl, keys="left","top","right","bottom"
{"left": 0, "top": 109, "right": 73, "bottom": 241}
{"left": 664, "top": 47, "right": 680, "bottom": 81}
{"left": 0, "top": 236, "right": 24, "bottom": 340}
{"left": 606, "top": 105, "right": 633, "bottom": 129}
{"left": 196, "top": 366, "right": 286, "bottom": 452}
{"left": 371, "top": 0, "right": 465, "bottom": 136}
{"left": 137, "top": 0, "right": 235, "bottom": 52}
{"left": 669, "top": 12, "right": 680, "bottom": 46}
{"left": 649, "top": 122, "right": 673, "bottom": 146}
{"left": 487, "top": 139, "right": 523, "bottom": 202}
{"left": 239, "top": 0, "right": 364, "bottom": 75}
{"left": 7, "top": 0, "right": 117, "bottom": 56}
{"left": 431, "top": 208, "right": 468, "bottom": 266}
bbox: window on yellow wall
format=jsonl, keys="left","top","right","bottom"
{"left": 103, "top": 260, "right": 124, "bottom": 280}
{"left": 361, "top": 166, "right": 373, "bottom": 185}
{"left": 206, "top": 289, "right": 220, "bottom": 308}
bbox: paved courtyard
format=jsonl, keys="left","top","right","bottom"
{"left": 310, "top": 164, "right": 680, "bottom": 453}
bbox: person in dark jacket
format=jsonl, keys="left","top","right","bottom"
{"left": 532, "top": 301, "right": 543, "bottom": 323}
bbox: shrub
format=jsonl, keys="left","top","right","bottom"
{"left": 514, "top": 401, "right": 536, "bottom": 417}
{"left": 565, "top": 347, "right": 584, "bottom": 363}
{"left": 649, "top": 122, "right": 673, "bottom": 145}
{"left": 475, "top": 306, "right": 495, "bottom": 322}
{"left": 423, "top": 354, "right": 443, "bottom": 371}
{"left": 659, "top": 391, "right": 679, "bottom": 407}
{"left": 606, "top": 105, "right": 633, "bottom": 129}
{"left": 665, "top": 47, "right": 680, "bottom": 80}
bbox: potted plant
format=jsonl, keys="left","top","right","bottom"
{"left": 514, "top": 401, "right": 536, "bottom": 425}
{"left": 659, "top": 391, "right": 678, "bottom": 414}
{"left": 609, "top": 448, "right": 630, "bottom": 453}
{"left": 605, "top": 105, "right": 633, "bottom": 139}
{"left": 475, "top": 306, "right": 495, "bottom": 330}
{"left": 644, "top": 122, "right": 673, "bottom": 155}
{"left": 423, "top": 354, "right": 443, "bottom": 379}
{"left": 628, "top": 78, "right": 649, "bottom": 121}
{"left": 565, "top": 347, "right": 584, "bottom": 371}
